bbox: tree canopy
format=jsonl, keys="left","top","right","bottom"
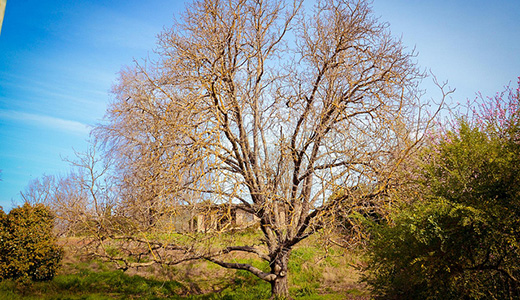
{"left": 90, "top": 0, "right": 436, "bottom": 297}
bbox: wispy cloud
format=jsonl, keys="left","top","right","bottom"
{"left": 74, "top": 5, "right": 161, "bottom": 52}
{"left": 0, "top": 110, "right": 91, "bottom": 135}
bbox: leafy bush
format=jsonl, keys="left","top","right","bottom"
{"left": 364, "top": 199, "right": 497, "bottom": 299}
{"left": 0, "top": 203, "right": 63, "bottom": 282}
{"left": 363, "top": 80, "right": 520, "bottom": 299}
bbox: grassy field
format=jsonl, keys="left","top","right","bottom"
{"left": 0, "top": 235, "right": 370, "bottom": 299}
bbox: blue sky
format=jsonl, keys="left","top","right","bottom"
{"left": 0, "top": 0, "right": 519, "bottom": 210}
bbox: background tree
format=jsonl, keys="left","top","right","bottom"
{"left": 21, "top": 142, "right": 122, "bottom": 238}
{"left": 95, "top": 0, "right": 437, "bottom": 297}
{"left": 22, "top": 174, "right": 84, "bottom": 236}
{"left": 363, "top": 78, "right": 520, "bottom": 299}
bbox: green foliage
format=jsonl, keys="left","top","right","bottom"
{"left": 363, "top": 117, "right": 520, "bottom": 299}
{"left": 0, "top": 203, "right": 63, "bottom": 283}
{"left": 364, "top": 200, "right": 492, "bottom": 299}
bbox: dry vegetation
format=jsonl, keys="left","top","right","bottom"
{"left": 49, "top": 233, "right": 370, "bottom": 299}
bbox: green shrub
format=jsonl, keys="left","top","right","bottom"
{"left": 364, "top": 199, "right": 496, "bottom": 299}
{"left": 364, "top": 113, "right": 520, "bottom": 298}
{"left": 0, "top": 203, "right": 63, "bottom": 282}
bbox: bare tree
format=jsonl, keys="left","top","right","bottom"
{"left": 21, "top": 173, "right": 87, "bottom": 236}
{"left": 21, "top": 141, "right": 122, "bottom": 238}
{"left": 95, "top": 0, "right": 440, "bottom": 297}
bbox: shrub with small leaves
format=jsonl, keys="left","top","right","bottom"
{"left": 363, "top": 80, "right": 520, "bottom": 299}
{"left": 0, "top": 203, "right": 63, "bottom": 282}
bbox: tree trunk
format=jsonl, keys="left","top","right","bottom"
{"left": 270, "top": 249, "right": 291, "bottom": 299}
{"left": 271, "top": 275, "right": 290, "bottom": 299}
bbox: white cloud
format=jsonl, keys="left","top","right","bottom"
{"left": 0, "top": 110, "right": 91, "bottom": 135}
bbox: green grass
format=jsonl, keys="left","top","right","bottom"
{"left": 0, "top": 271, "right": 328, "bottom": 300}
{"left": 0, "top": 269, "right": 186, "bottom": 300}
{"left": 0, "top": 266, "right": 355, "bottom": 300}
{"left": 1, "top": 232, "right": 369, "bottom": 299}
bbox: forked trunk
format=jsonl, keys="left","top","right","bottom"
{"left": 270, "top": 249, "right": 291, "bottom": 299}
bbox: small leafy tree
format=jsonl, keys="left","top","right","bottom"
{"left": 0, "top": 203, "right": 63, "bottom": 282}
{"left": 363, "top": 78, "right": 520, "bottom": 299}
